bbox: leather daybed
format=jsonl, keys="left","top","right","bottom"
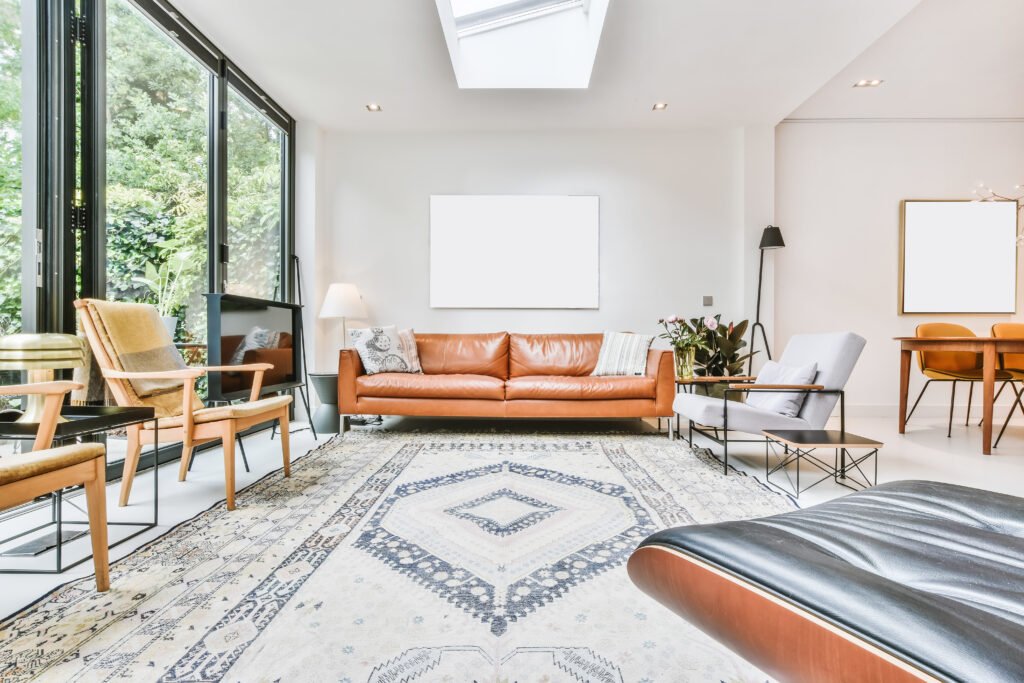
{"left": 628, "top": 480, "right": 1024, "bottom": 682}
{"left": 339, "top": 332, "right": 674, "bottom": 419}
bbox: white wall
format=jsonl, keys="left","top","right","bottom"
{"left": 775, "top": 120, "right": 1024, "bottom": 413}
{"left": 312, "top": 129, "right": 751, "bottom": 359}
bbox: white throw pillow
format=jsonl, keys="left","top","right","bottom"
{"left": 745, "top": 360, "right": 819, "bottom": 417}
{"left": 592, "top": 332, "right": 655, "bottom": 377}
{"left": 397, "top": 328, "right": 422, "bottom": 373}
{"left": 350, "top": 326, "right": 422, "bottom": 374}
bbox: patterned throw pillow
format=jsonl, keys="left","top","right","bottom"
{"left": 350, "top": 326, "right": 422, "bottom": 374}
{"left": 591, "top": 332, "right": 655, "bottom": 376}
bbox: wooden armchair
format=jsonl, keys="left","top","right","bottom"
{"left": 75, "top": 299, "right": 292, "bottom": 511}
{"left": 0, "top": 381, "right": 110, "bottom": 591}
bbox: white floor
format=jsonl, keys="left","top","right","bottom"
{"left": 0, "top": 425, "right": 320, "bottom": 621}
{"left": 2, "top": 412, "right": 1022, "bottom": 621}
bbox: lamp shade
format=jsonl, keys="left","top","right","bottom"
{"left": 758, "top": 225, "right": 786, "bottom": 250}
{"left": 319, "top": 283, "right": 367, "bottom": 320}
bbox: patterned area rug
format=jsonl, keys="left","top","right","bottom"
{"left": 0, "top": 431, "right": 793, "bottom": 682}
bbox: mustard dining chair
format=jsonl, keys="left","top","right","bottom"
{"left": 906, "top": 323, "right": 1012, "bottom": 437}
{"left": 992, "top": 323, "right": 1024, "bottom": 448}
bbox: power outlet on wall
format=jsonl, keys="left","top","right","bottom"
{"left": 702, "top": 295, "right": 714, "bottom": 307}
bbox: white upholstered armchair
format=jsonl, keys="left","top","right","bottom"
{"left": 674, "top": 332, "right": 866, "bottom": 474}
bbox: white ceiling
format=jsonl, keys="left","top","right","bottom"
{"left": 169, "top": 0, "right": 920, "bottom": 131}
{"left": 790, "top": 0, "right": 1024, "bottom": 120}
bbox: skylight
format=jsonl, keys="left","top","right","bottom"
{"left": 452, "top": 0, "right": 585, "bottom": 38}
{"left": 435, "top": 0, "right": 609, "bottom": 89}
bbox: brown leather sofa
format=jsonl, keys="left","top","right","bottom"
{"left": 338, "top": 332, "right": 674, "bottom": 419}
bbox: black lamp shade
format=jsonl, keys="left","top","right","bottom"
{"left": 759, "top": 225, "right": 785, "bottom": 250}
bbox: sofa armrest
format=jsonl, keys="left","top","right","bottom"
{"left": 647, "top": 349, "right": 675, "bottom": 416}
{"left": 339, "top": 349, "right": 365, "bottom": 413}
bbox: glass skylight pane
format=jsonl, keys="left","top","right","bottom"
{"left": 449, "top": 0, "right": 519, "bottom": 19}
{"left": 452, "top": 0, "right": 583, "bottom": 37}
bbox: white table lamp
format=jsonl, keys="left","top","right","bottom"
{"left": 319, "top": 283, "right": 368, "bottom": 348}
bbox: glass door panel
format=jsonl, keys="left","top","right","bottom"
{"left": 226, "top": 87, "right": 282, "bottom": 301}
{"left": 0, "top": 0, "right": 35, "bottom": 337}
{"left": 105, "top": 0, "right": 210, "bottom": 347}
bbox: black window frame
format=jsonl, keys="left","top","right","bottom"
{"left": 41, "top": 0, "right": 297, "bottom": 336}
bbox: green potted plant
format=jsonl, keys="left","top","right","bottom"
{"left": 132, "top": 246, "right": 195, "bottom": 339}
{"left": 658, "top": 316, "right": 709, "bottom": 380}
{"left": 685, "top": 315, "right": 756, "bottom": 397}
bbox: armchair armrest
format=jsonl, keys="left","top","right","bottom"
{"left": 102, "top": 368, "right": 204, "bottom": 380}
{"left": 339, "top": 349, "right": 365, "bottom": 413}
{"left": 646, "top": 349, "right": 675, "bottom": 417}
{"left": 199, "top": 363, "right": 274, "bottom": 373}
{"left": 729, "top": 383, "right": 825, "bottom": 391}
{"left": 0, "top": 381, "right": 82, "bottom": 450}
{"left": 197, "top": 364, "right": 273, "bottom": 400}
{"left": 0, "top": 381, "right": 81, "bottom": 396}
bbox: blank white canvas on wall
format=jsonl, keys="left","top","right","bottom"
{"left": 430, "top": 195, "right": 600, "bottom": 308}
{"left": 902, "top": 200, "right": 1018, "bottom": 314}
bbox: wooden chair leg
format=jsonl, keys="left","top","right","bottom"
{"left": 280, "top": 409, "right": 291, "bottom": 478}
{"left": 119, "top": 428, "right": 143, "bottom": 507}
{"left": 222, "top": 424, "right": 237, "bottom": 511}
{"left": 178, "top": 444, "right": 194, "bottom": 482}
{"left": 84, "top": 457, "right": 110, "bottom": 592}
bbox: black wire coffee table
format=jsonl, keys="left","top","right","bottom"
{"left": 0, "top": 406, "right": 157, "bottom": 574}
{"left": 763, "top": 429, "right": 881, "bottom": 498}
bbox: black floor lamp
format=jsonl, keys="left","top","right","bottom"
{"left": 749, "top": 225, "right": 785, "bottom": 375}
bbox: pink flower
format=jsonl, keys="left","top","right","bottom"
{"left": 666, "top": 315, "right": 678, "bottom": 324}
{"left": 704, "top": 316, "right": 718, "bottom": 330}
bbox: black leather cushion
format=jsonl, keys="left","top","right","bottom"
{"left": 639, "top": 480, "right": 1024, "bottom": 682}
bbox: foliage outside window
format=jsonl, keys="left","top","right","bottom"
{"left": 227, "top": 88, "right": 283, "bottom": 301}
{"left": 0, "top": 0, "right": 24, "bottom": 338}
{"left": 105, "top": 0, "right": 209, "bottom": 344}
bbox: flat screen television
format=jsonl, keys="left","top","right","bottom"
{"left": 206, "top": 293, "right": 304, "bottom": 402}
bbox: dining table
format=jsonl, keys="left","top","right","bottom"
{"left": 896, "top": 336, "right": 1024, "bottom": 454}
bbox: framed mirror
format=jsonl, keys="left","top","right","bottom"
{"left": 900, "top": 200, "right": 1019, "bottom": 314}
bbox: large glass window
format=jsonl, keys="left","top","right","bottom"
{"left": 105, "top": 0, "right": 210, "bottom": 345}
{"left": 0, "top": 0, "right": 35, "bottom": 337}
{"left": 226, "top": 87, "right": 283, "bottom": 301}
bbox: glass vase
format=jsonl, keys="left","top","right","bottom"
{"left": 674, "top": 346, "right": 696, "bottom": 380}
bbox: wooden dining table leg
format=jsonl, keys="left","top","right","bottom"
{"left": 982, "top": 342, "right": 996, "bottom": 455}
{"left": 898, "top": 348, "right": 912, "bottom": 434}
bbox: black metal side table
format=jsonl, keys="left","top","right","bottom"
{"left": 762, "top": 429, "right": 881, "bottom": 498}
{"left": 0, "top": 405, "right": 156, "bottom": 574}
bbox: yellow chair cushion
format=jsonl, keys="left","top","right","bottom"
{"left": 0, "top": 443, "right": 104, "bottom": 487}
{"left": 148, "top": 395, "right": 292, "bottom": 429}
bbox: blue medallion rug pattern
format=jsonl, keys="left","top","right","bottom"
{"left": 0, "top": 432, "right": 792, "bottom": 682}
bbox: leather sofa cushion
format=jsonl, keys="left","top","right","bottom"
{"left": 509, "top": 333, "right": 603, "bottom": 377}
{"left": 506, "top": 375, "right": 656, "bottom": 400}
{"left": 357, "top": 373, "right": 505, "bottom": 400}
{"left": 415, "top": 333, "right": 509, "bottom": 379}
{"left": 639, "top": 481, "right": 1024, "bottom": 682}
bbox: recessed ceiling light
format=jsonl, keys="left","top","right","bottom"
{"left": 652, "top": 102, "right": 668, "bottom": 111}
{"left": 853, "top": 79, "right": 883, "bottom": 88}
{"left": 366, "top": 103, "right": 382, "bottom": 112}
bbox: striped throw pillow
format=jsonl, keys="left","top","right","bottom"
{"left": 592, "top": 332, "right": 655, "bottom": 376}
